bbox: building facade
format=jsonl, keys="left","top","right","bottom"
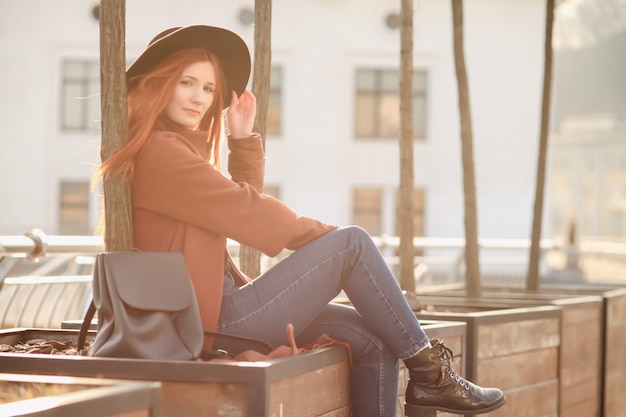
{"left": 0, "top": 0, "right": 552, "bottom": 243}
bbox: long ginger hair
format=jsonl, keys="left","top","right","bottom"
{"left": 97, "top": 48, "right": 227, "bottom": 182}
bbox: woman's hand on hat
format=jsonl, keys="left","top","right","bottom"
{"left": 227, "top": 90, "right": 256, "bottom": 139}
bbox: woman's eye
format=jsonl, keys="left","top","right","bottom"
{"left": 204, "top": 86, "right": 214, "bottom": 93}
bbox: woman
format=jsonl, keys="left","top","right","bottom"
{"left": 98, "top": 25, "right": 505, "bottom": 417}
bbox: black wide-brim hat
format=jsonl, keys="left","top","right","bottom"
{"left": 126, "top": 25, "right": 251, "bottom": 108}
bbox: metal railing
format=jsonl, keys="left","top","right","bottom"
{"left": 1, "top": 229, "right": 625, "bottom": 329}
{"left": 0, "top": 229, "right": 103, "bottom": 257}
{"left": 370, "top": 235, "right": 564, "bottom": 286}
{"left": 0, "top": 229, "right": 103, "bottom": 328}
{"left": 3, "top": 229, "right": 625, "bottom": 283}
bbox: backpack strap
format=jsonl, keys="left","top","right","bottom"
{"left": 204, "top": 330, "right": 274, "bottom": 353}
{"left": 77, "top": 300, "right": 96, "bottom": 354}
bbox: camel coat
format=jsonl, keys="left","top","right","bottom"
{"left": 132, "top": 118, "right": 337, "bottom": 347}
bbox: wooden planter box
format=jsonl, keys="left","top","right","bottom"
{"left": 420, "top": 284, "right": 626, "bottom": 417}
{"left": 396, "top": 320, "right": 467, "bottom": 417}
{"left": 416, "top": 292, "right": 604, "bottom": 417}
{"left": 534, "top": 284, "right": 626, "bottom": 417}
{"left": 0, "top": 329, "right": 350, "bottom": 417}
{"left": 599, "top": 287, "right": 626, "bottom": 417}
{"left": 412, "top": 299, "right": 563, "bottom": 417}
{"left": 0, "top": 372, "right": 161, "bottom": 417}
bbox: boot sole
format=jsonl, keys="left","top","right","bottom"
{"left": 404, "top": 395, "right": 506, "bottom": 416}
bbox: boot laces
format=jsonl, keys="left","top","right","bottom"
{"left": 437, "top": 341, "right": 470, "bottom": 390}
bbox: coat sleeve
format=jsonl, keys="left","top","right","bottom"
{"left": 133, "top": 132, "right": 337, "bottom": 256}
{"left": 227, "top": 135, "right": 265, "bottom": 191}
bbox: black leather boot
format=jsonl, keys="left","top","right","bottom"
{"left": 404, "top": 339, "right": 505, "bottom": 416}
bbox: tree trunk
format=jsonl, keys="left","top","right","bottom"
{"left": 451, "top": 0, "right": 481, "bottom": 297}
{"left": 239, "top": 0, "right": 272, "bottom": 277}
{"left": 99, "top": 0, "right": 132, "bottom": 252}
{"left": 527, "top": 0, "right": 555, "bottom": 290}
{"left": 398, "top": 0, "right": 416, "bottom": 293}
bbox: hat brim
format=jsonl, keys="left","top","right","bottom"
{"left": 126, "top": 25, "right": 251, "bottom": 108}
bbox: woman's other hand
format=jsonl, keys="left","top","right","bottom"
{"left": 227, "top": 90, "right": 256, "bottom": 139}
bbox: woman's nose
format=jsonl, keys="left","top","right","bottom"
{"left": 191, "top": 87, "right": 205, "bottom": 103}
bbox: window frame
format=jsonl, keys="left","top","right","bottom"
{"left": 266, "top": 65, "right": 283, "bottom": 137}
{"left": 354, "top": 67, "right": 427, "bottom": 140}
{"left": 60, "top": 58, "right": 101, "bottom": 131}
{"left": 58, "top": 180, "right": 91, "bottom": 235}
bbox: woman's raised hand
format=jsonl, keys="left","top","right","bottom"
{"left": 227, "top": 90, "right": 257, "bottom": 139}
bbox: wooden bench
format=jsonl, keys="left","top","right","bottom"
{"left": 0, "top": 275, "right": 91, "bottom": 329}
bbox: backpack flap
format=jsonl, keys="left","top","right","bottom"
{"left": 102, "top": 251, "right": 195, "bottom": 312}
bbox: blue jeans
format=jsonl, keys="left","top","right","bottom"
{"left": 217, "top": 226, "right": 431, "bottom": 417}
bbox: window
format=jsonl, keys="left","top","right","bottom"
{"left": 266, "top": 66, "right": 283, "bottom": 136}
{"left": 59, "top": 181, "right": 90, "bottom": 235}
{"left": 355, "top": 68, "right": 427, "bottom": 139}
{"left": 353, "top": 187, "right": 425, "bottom": 241}
{"left": 353, "top": 187, "right": 382, "bottom": 236}
{"left": 61, "top": 59, "right": 101, "bottom": 131}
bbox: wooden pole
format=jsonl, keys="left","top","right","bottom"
{"left": 451, "top": 0, "right": 481, "bottom": 297}
{"left": 399, "top": 0, "right": 416, "bottom": 293}
{"left": 527, "top": 0, "right": 555, "bottom": 290}
{"left": 99, "top": 0, "right": 132, "bottom": 252}
{"left": 239, "top": 0, "right": 272, "bottom": 277}
{"left": 252, "top": 0, "right": 272, "bottom": 152}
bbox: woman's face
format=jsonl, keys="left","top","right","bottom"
{"left": 164, "top": 61, "right": 216, "bottom": 129}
